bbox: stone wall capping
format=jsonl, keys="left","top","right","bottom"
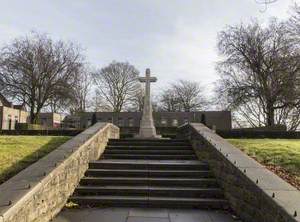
{"left": 265, "top": 189, "right": 300, "bottom": 219}
{"left": 238, "top": 167, "right": 297, "bottom": 191}
{"left": 226, "top": 153, "right": 265, "bottom": 169}
{"left": 178, "top": 123, "right": 300, "bottom": 222}
{"left": 0, "top": 122, "right": 119, "bottom": 222}
{"left": 0, "top": 201, "right": 11, "bottom": 208}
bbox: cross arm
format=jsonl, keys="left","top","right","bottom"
{"left": 138, "top": 77, "right": 157, "bottom": 82}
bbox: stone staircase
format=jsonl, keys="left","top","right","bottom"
{"left": 70, "top": 139, "right": 229, "bottom": 209}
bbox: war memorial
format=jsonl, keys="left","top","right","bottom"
{"left": 0, "top": 69, "right": 298, "bottom": 222}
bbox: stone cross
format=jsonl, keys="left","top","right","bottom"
{"left": 137, "top": 68, "right": 160, "bottom": 138}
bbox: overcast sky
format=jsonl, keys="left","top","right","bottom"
{"left": 0, "top": 0, "right": 299, "bottom": 96}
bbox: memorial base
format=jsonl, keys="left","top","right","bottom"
{"left": 135, "top": 127, "right": 162, "bottom": 139}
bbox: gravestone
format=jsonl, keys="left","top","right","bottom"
{"left": 136, "top": 68, "right": 161, "bottom": 138}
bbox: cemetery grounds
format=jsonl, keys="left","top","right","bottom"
{"left": 228, "top": 139, "right": 300, "bottom": 190}
{"left": 0, "top": 135, "right": 71, "bottom": 184}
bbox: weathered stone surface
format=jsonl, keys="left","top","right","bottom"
{"left": 226, "top": 153, "right": 264, "bottom": 168}
{"left": 54, "top": 208, "right": 238, "bottom": 222}
{"left": 54, "top": 208, "right": 129, "bottom": 222}
{"left": 169, "top": 209, "right": 211, "bottom": 222}
{"left": 129, "top": 208, "right": 169, "bottom": 217}
{"left": 70, "top": 138, "right": 228, "bottom": 209}
{"left": 127, "top": 218, "right": 169, "bottom": 222}
{"left": 137, "top": 68, "right": 160, "bottom": 138}
{"left": 178, "top": 123, "right": 300, "bottom": 222}
{"left": 0, "top": 122, "right": 119, "bottom": 222}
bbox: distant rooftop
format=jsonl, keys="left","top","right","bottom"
{"left": 0, "top": 93, "right": 26, "bottom": 111}
{"left": 0, "top": 93, "right": 12, "bottom": 107}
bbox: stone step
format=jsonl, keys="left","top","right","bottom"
{"left": 108, "top": 141, "right": 190, "bottom": 146}
{"left": 85, "top": 169, "right": 213, "bottom": 178}
{"left": 69, "top": 138, "right": 228, "bottom": 211}
{"left": 106, "top": 145, "right": 193, "bottom": 150}
{"left": 109, "top": 139, "right": 188, "bottom": 142}
{"left": 80, "top": 177, "right": 218, "bottom": 187}
{"left": 104, "top": 149, "right": 194, "bottom": 155}
{"left": 89, "top": 160, "right": 209, "bottom": 170}
{"left": 75, "top": 186, "right": 224, "bottom": 198}
{"left": 102, "top": 154, "right": 197, "bottom": 160}
{"left": 70, "top": 195, "right": 229, "bottom": 209}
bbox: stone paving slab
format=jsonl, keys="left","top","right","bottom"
{"left": 53, "top": 207, "right": 241, "bottom": 222}
{"left": 129, "top": 208, "right": 169, "bottom": 218}
{"left": 169, "top": 209, "right": 211, "bottom": 222}
{"left": 127, "top": 217, "right": 170, "bottom": 222}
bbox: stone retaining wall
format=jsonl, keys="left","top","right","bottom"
{"left": 178, "top": 123, "right": 299, "bottom": 222}
{"left": 0, "top": 122, "right": 119, "bottom": 222}
{"left": 0, "top": 129, "right": 83, "bottom": 136}
{"left": 217, "top": 129, "right": 300, "bottom": 139}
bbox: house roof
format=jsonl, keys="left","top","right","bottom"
{"left": 0, "top": 93, "right": 12, "bottom": 107}
{"left": 0, "top": 93, "right": 27, "bottom": 111}
{"left": 13, "top": 104, "right": 27, "bottom": 111}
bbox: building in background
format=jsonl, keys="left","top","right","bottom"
{"left": 1, "top": 92, "right": 231, "bottom": 131}
{"left": 38, "top": 113, "right": 64, "bottom": 128}
{"left": 0, "top": 94, "right": 29, "bottom": 130}
{"left": 0, "top": 93, "right": 64, "bottom": 130}
{"left": 63, "top": 111, "right": 232, "bottom": 130}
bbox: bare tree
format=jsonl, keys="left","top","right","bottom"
{"left": 68, "top": 67, "right": 92, "bottom": 114}
{"left": 48, "top": 96, "right": 66, "bottom": 113}
{"left": 0, "top": 32, "right": 84, "bottom": 123}
{"left": 172, "top": 80, "right": 208, "bottom": 112}
{"left": 216, "top": 20, "right": 300, "bottom": 129}
{"left": 255, "top": 0, "right": 278, "bottom": 12}
{"left": 127, "top": 85, "right": 144, "bottom": 112}
{"left": 47, "top": 67, "right": 92, "bottom": 114}
{"left": 90, "top": 90, "right": 112, "bottom": 112}
{"left": 159, "top": 88, "right": 182, "bottom": 112}
{"left": 287, "top": 4, "right": 300, "bottom": 38}
{"left": 92, "top": 61, "right": 139, "bottom": 112}
{"left": 159, "top": 80, "right": 208, "bottom": 112}
{"left": 255, "top": 0, "right": 277, "bottom": 3}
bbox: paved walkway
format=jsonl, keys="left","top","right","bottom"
{"left": 54, "top": 207, "right": 241, "bottom": 222}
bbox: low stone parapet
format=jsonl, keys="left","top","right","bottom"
{"left": 0, "top": 122, "right": 119, "bottom": 222}
{"left": 0, "top": 129, "right": 83, "bottom": 136}
{"left": 178, "top": 123, "right": 299, "bottom": 222}
{"left": 216, "top": 129, "right": 300, "bottom": 139}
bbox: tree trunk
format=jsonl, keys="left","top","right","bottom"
{"left": 30, "top": 104, "right": 40, "bottom": 124}
{"left": 30, "top": 110, "right": 37, "bottom": 124}
{"left": 266, "top": 103, "right": 275, "bottom": 126}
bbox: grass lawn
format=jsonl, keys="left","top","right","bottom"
{"left": 227, "top": 139, "right": 300, "bottom": 189}
{"left": 0, "top": 136, "right": 71, "bottom": 184}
